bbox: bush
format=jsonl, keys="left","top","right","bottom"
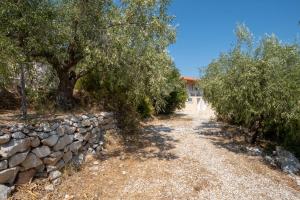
{"left": 202, "top": 24, "right": 300, "bottom": 149}
{"left": 137, "top": 97, "right": 154, "bottom": 118}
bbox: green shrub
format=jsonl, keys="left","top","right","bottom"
{"left": 202, "top": 24, "right": 300, "bottom": 148}
{"left": 137, "top": 97, "right": 154, "bottom": 119}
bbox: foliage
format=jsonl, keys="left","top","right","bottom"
{"left": 201, "top": 24, "right": 300, "bottom": 148}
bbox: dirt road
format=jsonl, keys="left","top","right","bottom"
{"left": 12, "top": 107, "right": 300, "bottom": 200}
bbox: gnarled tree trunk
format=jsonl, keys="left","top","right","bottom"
{"left": 55, "top": 68, "right": 77, "bottom": 110}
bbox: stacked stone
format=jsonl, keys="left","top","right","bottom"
{"left": 0, "top": 112, "right": 117, "bottom": 193}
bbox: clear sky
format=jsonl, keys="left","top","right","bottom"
{"left": 168, "top": 0, "right": 300, "bottom": 78}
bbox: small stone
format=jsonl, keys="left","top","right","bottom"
{"left": 55, "top": 159, "right": 65, "bottom": 170}
{"left": 53, "top": 135, "right": 74, "bottom": 151}
{"left": 22, "top": 128, "right": 30, "bottom": 134}
{"left": 77, "top": 128, "right": 87, "bottom": 134}
{"left": 82, "top": 120, "right": 91, "bottom": 127}
{"left": 21, "top": 153, "right": 43, "bottom": 170}
{"left": 0, "top": 160, "right": 8, "bottom": 171}
{"left": 0, "top": 184, "right": 13, "bottom": 200}
{"left": 32, "top": 146, "right": 51, "bottom": 158}
{"left": 46, "top": 165, "right": 57, "bottom": 173}
{"left": 69, "top": 141, "right": 82, "bottom": 153}
{"left": 15, "top": 168, "right": 36, "bottom": 185}
{"left": 45, "top": 184, "right": 54, "bottom": 192}
{"left": 63, "top": 151, "right": 72, "bottom": 163}
{"left": 70, "top": 116, "right": 79, "bottom": 123}
{"left": 51, "top": 123, "right": 60, "bottom": 131}
{"left": 28, "top": 131, "right": 38, "bottom": 137}
{"left": 74, "top": 133, "right": 84, "bottom": 141}
{"left": 0, "top": 138, "right": 31, "bottom": 158}
{"left": 9, "top": 151, "right": 29, "bottom": 167}
{"left": 81, "top": 115, "right": 89, "bottom": 120}
{"left": 42, "top": 135, "right": 59, "bottom": 147}
{"left": 49, "top": 170, "right": 62, "bottom": 181}
{"left": 93, "top": 161, "right": 99, "bottom": 165}
{"left": 57, "top": 126, "right": 66, "bottom": 136}
{"left": 0, "top": 167, "right": 19, "bottom": 184}
{"left": 12, "top": 132, "right": 26, "bottom": 139}
{"left": 122, "top": 171, "right": 126, "bottom": 175}
{"left": 43, "top": 152, "right": 63, "bottom": 165}
{"left": 89, "top": 166, "right": 99, "bottom": 171}
{"left": 43, "top": 123, "right": 52, "bottom": 132}
{"left": 0, "top": 134, "right": 11, "bottom": 145}
{"left": 52, "top": 177, "right": 61, "bottom": 186}
{"left": 38, "top": 132, "right": 49, "bottom": 140}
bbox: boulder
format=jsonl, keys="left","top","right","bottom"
{"left": 0, "top": 184, "right": 13, "bottom": 200}
{"left": 32, "top": 146, "right": 51, "bottom": 158}
{"left": 15, "top": 168, "right": 36, "bottom": 185}
{"left": 0, "top": 160, "right": 7, "bottom": 171}
{"left": 0, "top": 167, "right": 19, "bottom": 184}
{"left": 8, "top": 151, "right": 29, "bottom": 167}
{"left": 42, "top": 135, "right": 59, "bottom": 147}
{"left": 21, "top": 153, "right": 43, "bottom": 170}
{"left": 53, "top": 135, "right": 74, "bottom": 151}
{"left": 0, "top": 134, "right": 11, "bottom": 145}
{"left": 0, "top": 138, "right": 31, "bottom": 158}
{"left": 275, "top": 146, "right": 300, "bottom": 174}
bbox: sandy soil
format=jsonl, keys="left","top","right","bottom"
{"left": 11, "top": 106, "right": 300, "bottom": 200}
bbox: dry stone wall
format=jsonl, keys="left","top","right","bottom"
{"left": 0, "top": 112, "right": 117, "bottom": 188}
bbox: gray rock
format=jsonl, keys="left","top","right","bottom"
{"left": 264, "top": 155, "right": 276, "bottom": 167}
{"left": 52, "top": 177, "right": 61, "bottom": 186}
{"left": 32, "top": 146, "right": 51, "bottom": 158}
{"left": 46, "top": 165, "right": 57, "bottom": 173}
{"left": 0, "top": 131, "right": 3, "bottom": 136}
{"left": 275, "top": 146, "right": 300, "bottom": 174}
{"left": 42, "top": 135, "right": 59, "bottom": 147}
{"left": 83, "top": 132, "right": 91, "bottom": 141}
{"left": 22, "top": 128, "right": 30, "bottom": 134}
{"left": 28, "top": 131, "right": 38, "bottom": 137}
{"left": 0, "top": 138, "right": 31, "bottom": 158}
{"left": 82, "top": 120, "right": 91, "bottom": 127}
{"left": 66, "top": 127, "right": 76, "bottom": 135}
{"left": 74, "top": 133, "right": 84, "bottom": 141}
{"left": 0, "top": 160, "right": 8, "bottom": 171}
{"left": 30, "top": 137, "right": 40, "bottom": 148}
{"left": 55, "top": 159, "right": 65, "bottom": 170}
{"left": 53, "top": 135, "right": 74, "bottom": 151}
{"left": 70, "top": 116, "right": 80, "bottom": 123}
{"left": 43, "top": 123, "right": 52, "bottom": 132}
{"left": 38, "top": 132, "right": 49, "bottom": 140}
{"left": 81, "top": 115, "right": 89, "bottom": 120}
{"left": 63, "top": 151, "right": 72, "bottom": 163}
{"left": 43, "top": 153, "right": 62, "bottom": 166}
{"left": 0, "top": 184, "right": 13, "bottom": 200}
{"left": 77, "top": 128, "right": 87, "bottom": 134}
{"left": 49, "top": 170, "right": 62, "bottom": 181}
{"left": 9, "top": 151, "right": 29, "bottom": 167}
{"left": 71, "top": 153, "right": 85, "bottom": 167}
{"left": 51, "top": 123, "right": 60, "bottom": 131}
{"left": 21, "top": 153, "right": 43, "bottom": 170}
{"left": 69, "top": 141, "right": 82, "bottom": 153}
{"left": 12, "top": 132, "right": 26, "bottom": 139}
{"left": 56, "top": 126, "right": 66, "bottom": 136}
{"left": 0, "top": 167, "right": 19, "bottom": 184}
{"left": 0, "top": 134, "right": 11, "bottom": 145}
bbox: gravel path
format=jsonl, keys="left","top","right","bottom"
{"left": 12, "top": 107, "right": 300, "bottom": 200}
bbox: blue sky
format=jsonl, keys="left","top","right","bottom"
{"left": 168, "top": 0, "right": 300, "bottom": 78}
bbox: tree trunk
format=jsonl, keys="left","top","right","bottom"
{"left": 55, "top": 68, "right": 77, "bottom": 110}
{"left": 20, "top": 64, "right": 27, "bottom": 119}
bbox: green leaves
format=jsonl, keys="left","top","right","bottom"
{"left": 202, "top": 25, "right": 300, "bottom": 145}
